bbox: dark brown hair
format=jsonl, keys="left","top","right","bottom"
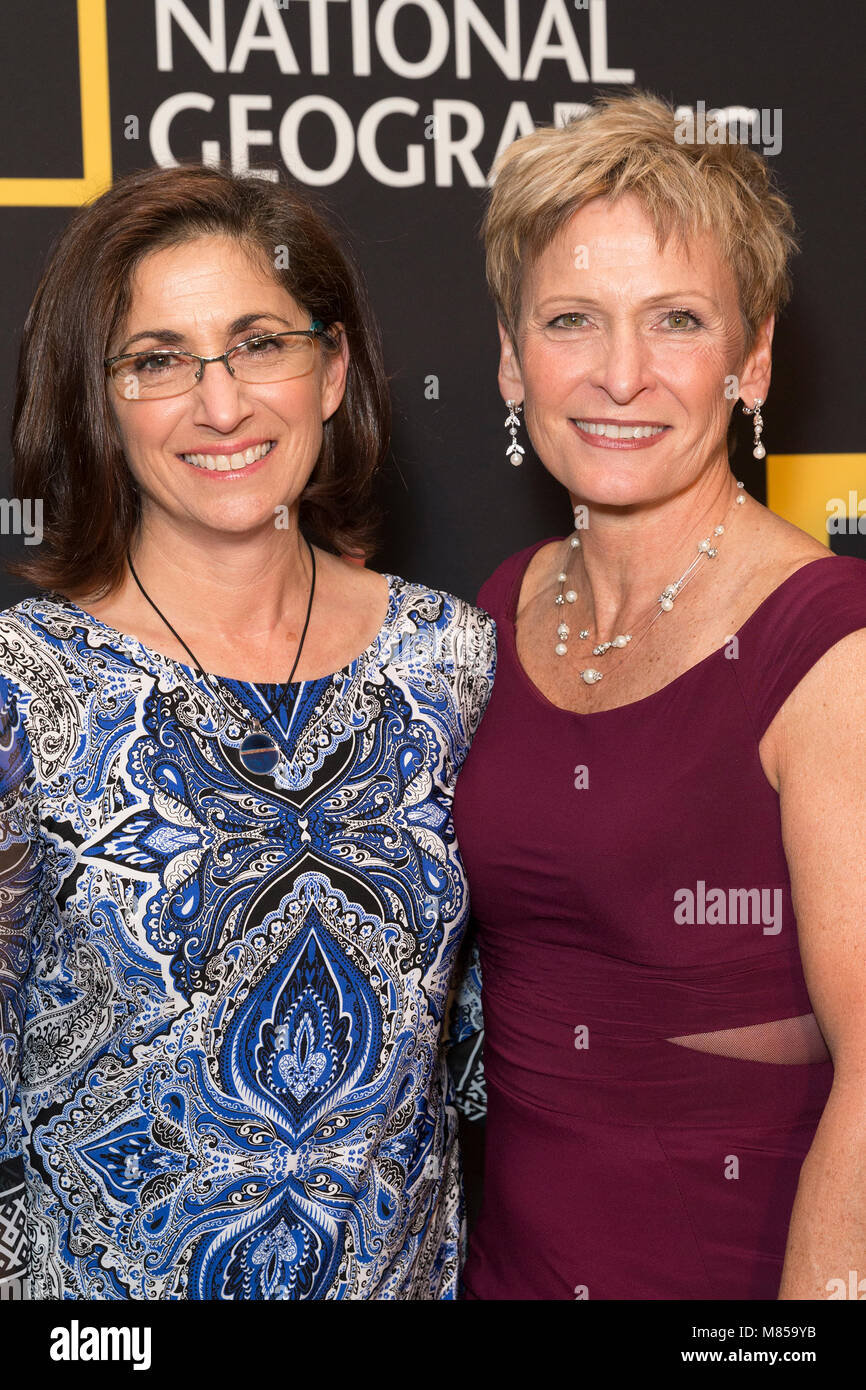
{"left": 8, "top": 163, "right": 391, "bottom": 598}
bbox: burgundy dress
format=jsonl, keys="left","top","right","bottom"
{"left": 452, "top": 543, "right": 866, "bottom": 1301}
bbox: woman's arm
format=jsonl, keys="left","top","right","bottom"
{"left": 772, "top": 628, "right": 866, "bottom": 1300}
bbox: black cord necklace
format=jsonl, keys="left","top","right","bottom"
{"left": 125, "top": 538, "right": 317, "bottom": 774}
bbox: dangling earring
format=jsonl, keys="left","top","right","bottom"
{"left": 505, "top": 400, "right": 525, "bottom": 466}
{"left": 742, "top": 398, "right": 766, "bottom": 459}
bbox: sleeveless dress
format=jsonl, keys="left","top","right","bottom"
{"left": 451, "top": 543, "right": 866, "bottom": 1301}
{"left": 0, "top": 577, "right": 495, "bottom": 1300}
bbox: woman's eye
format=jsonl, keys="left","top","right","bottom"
{"left": 664, "top": 310, "right": 700, "bottom": 330}
{"left": 238, "top": 336, "right": 280, "bottom": 356}
{"left": 549, "top": 313, "right": 587, "bottom": 330}
{"left": 133, "top": 353, "right": 178, "bottom": 374}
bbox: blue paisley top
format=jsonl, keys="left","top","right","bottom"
{"left": 0, "top": 575, "right": 495, "bottom": 1300}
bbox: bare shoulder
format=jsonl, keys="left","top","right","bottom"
{"left": 730, "top": 504, "right": 832, "bottom": 612}
{"left": 751, "top": 509, "right": 866, "bottom": 783}
{"left": 749, "top": 504, "right": 828, "bottom": 565}
{"left": 53, "top": 584, "right": 144, "bottom": 641}
{"left": 774, "top": 627, "right": 866, "bottom": 772}
{"left": 314, "top": 549, "right": 389, "bottom": 615}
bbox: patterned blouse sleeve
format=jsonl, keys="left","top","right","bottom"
{"left": 443, "top": 599, "right": 495, "bottom": 1121}
{"left": 449, "top": 599, "right": 497, "bottom": 774}
{"left": 0, "top": 673, "right": 46, "bottom": 1296}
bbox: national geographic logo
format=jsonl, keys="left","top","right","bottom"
{"left": 0, "top": 0, "right": 112, "bottom": 206}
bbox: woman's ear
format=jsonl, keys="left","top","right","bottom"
{"left": 319, "top": 321, "right": 350, "bottom": 422}
{"left": 738, "top": 314, "right": 774, "bottom": 409}
{"left": 497, "top": 320, "right": 524, "bottom": 404}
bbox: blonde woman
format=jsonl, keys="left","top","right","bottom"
{"left": 452, "top": 92, "right": 866, "bottom": 1300}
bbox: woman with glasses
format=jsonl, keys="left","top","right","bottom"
{"left": 0, "top": 164, "right": 495, "bottom": 1299}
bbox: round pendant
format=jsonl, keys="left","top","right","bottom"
{"left": 239, "top": 730, "right": 280, "bottom": 774}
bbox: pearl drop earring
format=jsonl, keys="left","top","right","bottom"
{"left": 742, "top": 398, "right": 766, "bottom": 460}
{"left": 505, "top": 401, "right": 524, "bottom": 466}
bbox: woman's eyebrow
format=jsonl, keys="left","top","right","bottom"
{"left": 533, "top": 290, "right": 719, "bottom": 313}
{"left": 116, "top": 312, "right": 295, "bottom": 354}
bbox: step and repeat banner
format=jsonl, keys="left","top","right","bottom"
{"left": 0, "top": 0, "right": 862, "bottom": 603}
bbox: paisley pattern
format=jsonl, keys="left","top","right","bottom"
{"left": 0, "top": 575, "right": 495, "bottom": 1299}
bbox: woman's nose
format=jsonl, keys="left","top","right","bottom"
{"left": 591, "top": 326, "right": 652, "bottom": 402}
{"left": 190, "top": 358, "right": 252, "bottom": 426}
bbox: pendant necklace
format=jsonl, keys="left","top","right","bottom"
{"left": 126, "top": 539, "right": 316, "bottom": 773}
{"left": 554, "top": 480, "right": 747, "bottom": 684}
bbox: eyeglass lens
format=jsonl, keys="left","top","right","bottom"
{"left": 111, "top": 334, "right": 315, "bottom": 399}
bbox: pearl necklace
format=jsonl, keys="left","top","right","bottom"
{"left": 554, "top": 481, "right": 747, "bottom": 685}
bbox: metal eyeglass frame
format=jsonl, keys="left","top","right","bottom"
{"left": 104, "top": 319, "right": 327, "bottom": 397}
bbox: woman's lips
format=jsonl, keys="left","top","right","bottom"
{"left": 569, "top": 419, "right": 671, "bottom": 449}
{"left": 178, "top": 439, "right": 276, "bottom": 475}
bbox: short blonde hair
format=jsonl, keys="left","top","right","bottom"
{"left": 483, "top": 90, "right": 798, "bottom": 353}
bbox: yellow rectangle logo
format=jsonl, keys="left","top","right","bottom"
{"left": 0, "top": 0, "right": 111, "bottom": 206}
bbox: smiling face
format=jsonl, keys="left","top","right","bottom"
{"left": 499, "top": 193, "right": 772, "bottom": 509}
{"left": 106, "top": 233, "right": 348, "bottom": 540}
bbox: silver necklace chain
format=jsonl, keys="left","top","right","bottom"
{"left": 554, "top": 481, "right": 747, "bottom": 685}
{"left": 125, "top": 539, "right": 316, "bottom": 739}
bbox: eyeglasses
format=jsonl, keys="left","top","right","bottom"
{"left": 104, "top": 320, "right": 327, "bottom": 401}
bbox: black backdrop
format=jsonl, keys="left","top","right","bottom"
{"left": 0, "top": 0, "right": 863, "bottom": 607}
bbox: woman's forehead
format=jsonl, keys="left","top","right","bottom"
{"left": 524, "top": 203, "right": 731, "bottom": 299}
{"left": 131, "top": 235, "right": 280, "bottom": 294}
{"left": 122, "top": 237, "right": 303, "bottom": 327}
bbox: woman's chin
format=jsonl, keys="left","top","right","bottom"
{"left": 557, "top": 474, "right": 664, "bottom": 511}
{"left": 165, "top": 500, "right": 292, "bottom": 537}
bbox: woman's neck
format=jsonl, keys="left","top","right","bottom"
{"left": 567, "top": 467, "right": 741, "bottom": 639}
{"left": 118, "top": 509, "right": 312, "bottom": 651}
